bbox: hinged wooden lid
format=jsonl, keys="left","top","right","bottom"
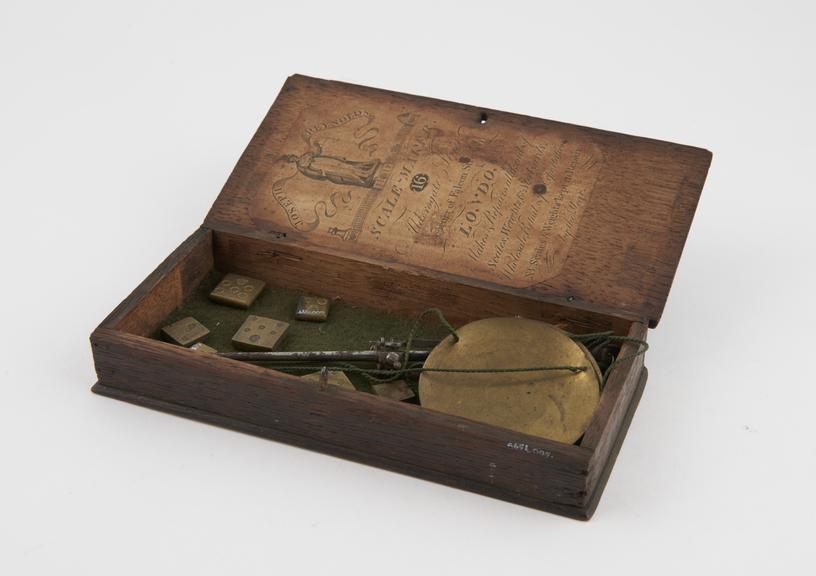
{"left": 205, "top": 75, "right": 711, "bottom": 327}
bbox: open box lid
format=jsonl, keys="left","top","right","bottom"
{"left": 205, "top": 75, "right": 711, "bottom": 327}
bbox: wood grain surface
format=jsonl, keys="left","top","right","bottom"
{"left": 206, "top": 75, "right": 711, "bottom": 326}
{"left": 89, "top": 76, "right": 712, "bottom": 518}
{"left": 90, "top": 226, "right": 646, "bottom": 518}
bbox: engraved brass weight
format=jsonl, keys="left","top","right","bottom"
{"left": 419, "top": 318, "right": 602, "bottom": 444}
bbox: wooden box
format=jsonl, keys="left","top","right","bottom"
{"left": 90, "top": 75, "right": 711, "bottom": 519}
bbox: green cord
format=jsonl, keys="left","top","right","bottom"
{"left": 266, "top": 309, "right": 649, "bottom": 389}
{"left": 269, "top": 362, "right": 586, "bottom": 379}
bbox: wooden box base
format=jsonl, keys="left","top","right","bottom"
{"left": 90, "top": 227, "right": 649, "bottom": 520}
{"left": 92, "top": 368, "right": 645, "bottom": 519}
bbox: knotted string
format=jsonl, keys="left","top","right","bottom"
{"left": 567, "top": 330, "right": 650, "bottom": 382}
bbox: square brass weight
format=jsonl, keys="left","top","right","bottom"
{"left": 209, "top": 273, "right": 266, "bottom": 308}
{"left": 232, "top": 315, "right": 289, "bottom": 351}
{"left": 190, "top": 342, "right": 217, "bottom": 354}
{"left": 372, "top": 380, "right": 415, "bottom": 402}
{"left": 161, "top": 316, "right": 210, "bottom": 347}
{"left": 295, "top": 295, "right": 330, "bottom": 322}
{"left": 302, "top": 370, "right": 355, "bottom": 390}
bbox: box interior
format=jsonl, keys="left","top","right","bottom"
{"left": 113, "top": 228, "right": 640, "bottom": 446}
{"left": 153, "top": 269, "right": 452, "bottom": 394}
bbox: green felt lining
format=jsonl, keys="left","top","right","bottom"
{"left": 153, "top": 270, "right": 450, "bottom": 393}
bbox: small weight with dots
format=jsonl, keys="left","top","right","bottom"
{"left": 209, "top": 273, "right": 266, "bottom": 309}
{"left": 161, "top": 316, "right": 210, "bottom": 347}
{"left": 231, "top": 315, "right": 289, "bottom": 351}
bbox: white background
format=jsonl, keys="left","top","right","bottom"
{"left": 2, "top": 1, "right": 814, "bottom": 574}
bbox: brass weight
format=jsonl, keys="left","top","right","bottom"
{"left": 418, "top": 317, "right": 602, "bottom": 444}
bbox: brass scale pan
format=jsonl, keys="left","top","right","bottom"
{"left": 418, "top": 317, "right": 602, "bottom": 444}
